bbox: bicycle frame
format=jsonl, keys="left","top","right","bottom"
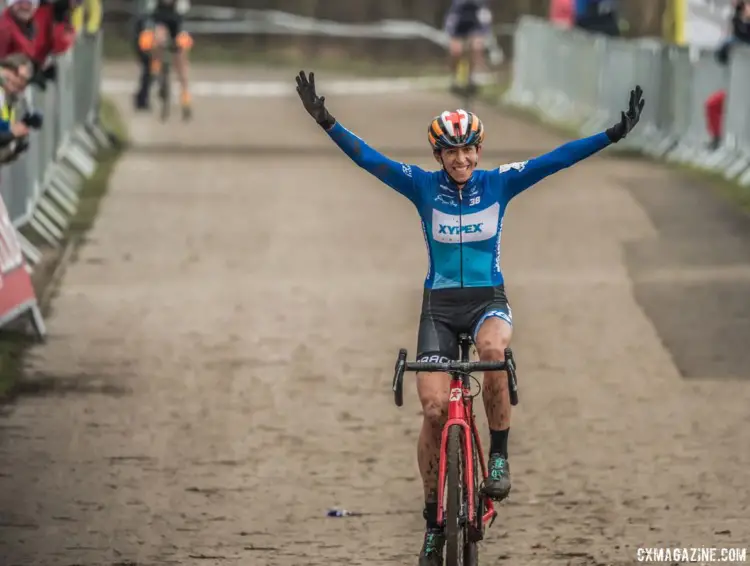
{"left": 435, "top": 342, "right": 496, "bottom": 530}
{"left": 391, "top": 338, "right": 518, "bottom": 541}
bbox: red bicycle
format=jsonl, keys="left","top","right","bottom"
{"left": 392, "top": 333, "right": 519, "bottom": 566}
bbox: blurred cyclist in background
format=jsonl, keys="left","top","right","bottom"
{"left": 444, "top": 0, "right": 493, "bottom": 94}
{"left": 134, "top": 0, "right": 193, "bottom": 116}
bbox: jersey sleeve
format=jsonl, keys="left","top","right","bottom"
{"left": 492, "top": 132, "right": 612, "bottom": 200}
{"left": 326, "top": 122, "right": 423, "bottom": 204}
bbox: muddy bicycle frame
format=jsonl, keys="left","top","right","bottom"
{"left": 392, "top": 333, "right": 518, "bottom": 535}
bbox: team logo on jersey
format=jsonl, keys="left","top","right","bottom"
{"left": 435, "top": 193, "right": 458, "bottom": 207}
{"left": 438, "top": 223, "right": 484, "bottom": 235}
{"left": 494, "top": 218, "right": 504, "bottom": 273}
{"left": 497, "top": 161, "right": 528, "bottom": 174}
{"left": 433, "top": 202, "right": 499, "bottom": 244}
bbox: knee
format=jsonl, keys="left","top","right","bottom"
{"left": 138, "top": 29, "right": 154, "bottom": 52}
{"left": 476, "top": 338, "right": 510, "bottom": 363}
{"left": 470, "top": 37, "right": 484, "bottom": 52}
{"left": 177, "top": 31, "right": 193, "bottom": 51}
{"left": 420, "top": 392, "right": 448, "bottom": 426}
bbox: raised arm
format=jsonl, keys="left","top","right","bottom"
{"left": 499, "top": 85, "right": 645, "bottom": 200}
{"left": 295, "top": 70, "right": 420, "bottom": 201}
{"left": 498, "top": 132, "right": 611, "bottom": 199}
{"left": 325, "top": 122, "right": 420, "bottom": 198}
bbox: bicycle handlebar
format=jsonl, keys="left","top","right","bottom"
{"left": 392, "top": 348, "right": 519, "bottom": 408}
{"left": 404, "top": 360, "right": 507, "bottom": 373}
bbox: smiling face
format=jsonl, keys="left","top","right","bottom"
{"left": 9, "top": 0, "right": 37, "bottom": 22}
{"left": 435, "top": 144, "right": 481, "bottom": 186}
{"left": 1, "top": 67, "right": 26, "bottom": 95}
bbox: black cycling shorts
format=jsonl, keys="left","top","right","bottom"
{"left": 152, "top": 11, "right": 183, "bottom": 44}
{"left": 416, "top": 284, "right": 512, "bottom": 362}
{"left": 444, "top": 2, "right": 492, "bottom": 39}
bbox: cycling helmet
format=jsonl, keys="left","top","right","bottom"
{"left": 428, "top": 109, "right": 485, "bottom": 151}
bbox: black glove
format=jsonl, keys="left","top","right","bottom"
{"left": 296, "top": 70, "right": 336, "bottom": 130}
{"left": 29, "top": 73, "right": 47, "bottom": 90}
{"left": 29, "top": 62, "right": 48, "bottom": 90}
{"left": 716, "top": 40, "right": 732, "bottom": 65}
{"left": 22, "top": 111, "right": 44, "bottom": 130}
{"left": 606, "top": 85, "right": 645, "bottom": 143}
{"left": 12, "top": 137, "right": 29, "bottom": 156}
{"left": 42, "top": 63, "right": 57, "bottom": 82}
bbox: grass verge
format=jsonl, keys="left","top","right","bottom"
{"left": 0, "top": 97, "right": 128, "bottom": 402}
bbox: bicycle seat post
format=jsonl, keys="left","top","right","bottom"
{"left": 458, "top": 333, "right": 473, "bottom": 363}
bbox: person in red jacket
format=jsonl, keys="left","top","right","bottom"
{"left": 704, "top": 0, "right": 750, "bottom": 150}
{"left": 0, "top": 0, "right": 76, "bottom": 69}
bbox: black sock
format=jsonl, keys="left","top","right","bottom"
{"left": 423, "top": 500, "right": 439, "bottom": 530}
{"left": 490, "top": 428, "right": 509, "bottom": 459}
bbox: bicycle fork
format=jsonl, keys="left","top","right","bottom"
{"left": 435, "top": 392, "right": 497, "bottom": 534}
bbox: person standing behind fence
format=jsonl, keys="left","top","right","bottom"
{"left": 550, "top": 0, "right": 575, "bottom": 29}
{"left": 704, "top": 0, "right": 750, "bottom": 150}
{"left": 574, "top": 0, "right": 620, "bottom": 37}
{"left": 0, "top": 0, "right": 76, "bottom": 89}
{"left": 0, "top": 53, "right": 42, "bottom": 165}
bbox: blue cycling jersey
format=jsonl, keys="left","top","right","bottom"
{"left": 327, "top": 122, "right": 611, "bottom": 290}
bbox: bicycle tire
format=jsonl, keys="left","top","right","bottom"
{"left": 445, "top": 425, "right": 466, "bottom": 566}
{"left": 160, "top": 61, "right": 171, "bottom": 122}
{"left": 464, "top": 434, "right": 481, "bottom": 566}
{"left": 465, "top": 539, "right": 478, "bottom": 566}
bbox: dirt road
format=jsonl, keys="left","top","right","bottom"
{"left": 1, "top": 63, "right": 749, "bottom": 566}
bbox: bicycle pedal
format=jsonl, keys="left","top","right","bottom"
{"left": 488, "top": 510, "right": 498, "bottom": 528}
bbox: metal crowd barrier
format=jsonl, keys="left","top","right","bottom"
{"left": 0, "top": 32, "right": 110, "bottom": 267}
{"left": 505, "top": 16, "right": 750, "bottom": 190}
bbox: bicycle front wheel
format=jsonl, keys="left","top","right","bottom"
{"left": 445, "top": 425, "right": 467, "bottom": 566}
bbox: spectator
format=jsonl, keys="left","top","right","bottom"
{"left": 0, "top": 0, "right": 76, "bottom": 77}
{"left": 705, "top": 0, "right": 750, "bottom": 150}
{"left": 70, "top": 0, "right": 101, "bottom": 37}
{"left": 0, "top": 53, "right": 39, "bottom": 164}
{"left": 574, "top": 0, "right": 620, "bottom": 37}
{"left": 550, "top": 0, "right": 575, "bottom": 29}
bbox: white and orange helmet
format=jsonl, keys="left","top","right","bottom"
{"left": 428, "top": 109, "right": 485, "bottom": 151}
